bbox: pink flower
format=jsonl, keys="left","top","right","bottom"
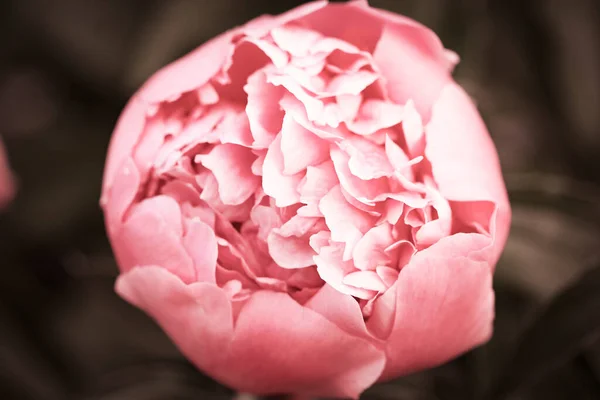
{"left": 0, "top": 140, "right": 15, "bottom": 210}
{"left": 101, "top": 1, "right": 511, "bottom": 398}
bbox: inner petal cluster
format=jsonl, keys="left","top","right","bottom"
{"left": 134, "top": 22, "right": 459, "bottom": 315}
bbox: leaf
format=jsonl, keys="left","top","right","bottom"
{"left": 491, "top": 263, "right": 600, "bottom": 398}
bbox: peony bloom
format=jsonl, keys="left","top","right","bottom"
{"left": 0, "top": 140, "right": 15, "bottom": 209}
{"left": 101, "top": 1, "right": 511, "bottom": 398}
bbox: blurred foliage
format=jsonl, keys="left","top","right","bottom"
{"left": 0, "top": 0, "right": 599, "bottom": 399}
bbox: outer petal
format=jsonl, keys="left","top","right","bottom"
{"left": 425, "top": 83, "right": 511, "bottom": 264}
{"left": 116, "top": 266, "right": 234, "bottom": 372}
{"left": 222, "top": 290, "right": 386, "bottom": 398}
{"left": 101, "top": 99, "right": 147, "bottom": 199}
{"left": 113, "top": 196, "right": 197, "bottom": 283}
{"left": 378, "top": 233, "right": 495, "bottom": 380}
{"left": 357, "top": 2, "right": 453, "bottom": 119}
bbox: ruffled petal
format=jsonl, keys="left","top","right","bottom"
{"left": 268, "top": 231, "right": 317, "bottom": 269}
{"left": 314, "top": 244, "right": 375, "bottom": 300}
{"left": 244, "top": 70, "right": 286, "bottom": 148}
{"left": 319, "top": 185, "right": 376, "bottom": 245}
{"left": 298, "top": 160, "right": 339, "bottom": 204}
{"left": 352, "top": 223, "right": 395, "bottom": 271}
{"left": 262, "top": 134, "right": 304, "bottom": 207}
{"left": 280, "top": 114, "right": 330, "bottom": 175}
{"left": 196, "top": 144, "right": 260, "bottom": 205}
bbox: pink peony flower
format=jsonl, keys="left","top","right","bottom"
{"left": 101, "top": 1, "right": 511, "bottom": 398}
{"left": 0, "top": 139, "right": 15, "bottom": 209}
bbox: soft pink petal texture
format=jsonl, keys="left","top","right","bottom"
{"left": 196, "top": 144, "right": 260, "bottom": 205}
{"left": 425, "top": 83, "right": 511, "bottom": 263}
{"left": 0, "top": 140, "right": 15, "bottom": 210}
{"left": 239, "top": 37, "right": 289, "bottom": 69}
{"left": 262, "top": 135, "right": 304, "bottom": 207}
{"left": 305, "top": 284, "right": 372, "bottom": 340}
{"left": 182, "top": 219, "right": 219, "bottom": 284}
{"left": 384, "top": 134, "right": 411, "bottom": 172}
{"left": 114, "top": 196, "right": 197, "bottom": 283}
{"left": 244, "top": 70, "right": 285, "bottom": 148}
{"left": 250, "top": 205, "right": 282, "bottom": 241}
{"left": 376, "top": 266, "right": 399, "bottom": 288}
{"left": 358, "top": 2, "right": 453, "bottom": 120}
{"left": 400, "top": 100, "right": 424, "bottom": 157}
{"left": 309, "top": 230, "right": 331, "bottom": 252}
{"left": 330, "top": 147, "right": 390, "bottom": 204}
{"left": 346, "top": 100, "right": 404, "bottom": 136}
{"left": 298, "top": 160, "right": 338, "bottom": 204}
{"left": 314, "top": 244, "right": 375, "bottom": 300}
{"left": 352, "top": 223, "right": 395, "bottom": 271}
{"left": 378, "top": 233, "right": 495, "bottom": 380}
{"left": 319, "top": 185, "right": 376, "bottom": 246}
{"left": 103, "top": 157, "right": 141, "bottom": 234}
{"left": 343, "top": 270, "right": 387, "bottom": 292}
{"left": 116, "top": 266, "right": 234, "bottom": 373}
{"left": 366, "top": 280, "right": 397, "bottom": 339}
{"left": 101, "top": 98, "right": 146, "bottom": 200}
{"left": 219, "top": 290, "right": 386, "bottom": 398}
{"left": 267, "top": 230, "right": 316, "bottom": 269}
{"left": 280, "top": 114, "right": 329, "bottom": 175}
{"left": 138, "top": 32, "right": 237, "bottom": 103}
{"left": 299, "top": 1, "right": 385, "bottom": 52}
{"left": 271, "top": 23, "right": 323, "bottom": 57}
{"left": 341, "top": 137, "right": 394, "bottom": 180}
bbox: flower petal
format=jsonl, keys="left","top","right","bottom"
{"left": 343, "top": 270, "right": 387, "bottom": 292}
{"left": 379, "top": 232, "right": 495, "bottom": 380}
{"left": 280, "top": 114, "right": 330, "bottom": 175}
{"left": 314, "top": 244, "right": 375, "bottom": 300}
{"left": 340, "top": 136, "right": 394, "bottom": 180}
{"left": 196, "top": 144, "right": 260, "bottom": 205}
{"left": 262, "top": 134, "right": 304, "bottom": 207}
{"left": 182, "top": 219, "right": 218, "bottom": 284}
{"left": 352, "top": 223, "right": 395, "bottom": 271}
{"left": 223, "top": 290, "right": 385, "bottom": 398}
{"left": 268, "top": 231, "right": 316, "bottom": 269}
{"left": 116, "top": 266, "right": 234, "bottom": 376}
{"left": 305, "top": 283, "right": 372, "bottom": 340}
{"left": 298, "top": 160, "right": 339, "bottom": 204}
{"left": 367, "top": 6, "right": 452, "bottom": 120}
{"left": 425, "top": 83, "right": 511, "bottom": 263}
{"left": 346, "top": 100, "right": 404, "bottom": 136}
{"left": 319, "top": 185, "right": 376, "bottom": 244}
{"left": 115, "top": 196, "right": 196, "bottom": 283}
{"left": 244, "top": 70, "right": 286, "bottom": 149}
{"left": 102, "top": 157, "right": 141, "bottom": 233}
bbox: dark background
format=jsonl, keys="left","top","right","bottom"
{"left": 1, "top": 0, "right": 599, "bottom": 399}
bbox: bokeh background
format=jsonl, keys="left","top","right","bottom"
{"left": 1, "top": 0, "right": 599, "bottom": 399}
